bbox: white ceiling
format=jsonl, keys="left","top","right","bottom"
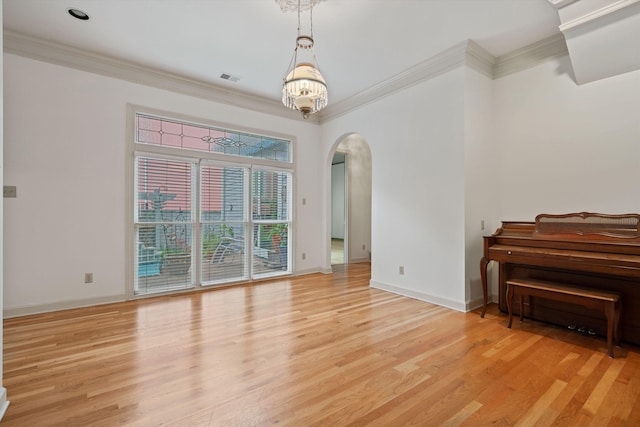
{"left": 3, "top": 0, "right": 562, "bottom": 106}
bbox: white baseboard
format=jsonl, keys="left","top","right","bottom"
{"left": 3, "top": 265, "right": 388, "bottom": 318}
{"left": 2, "top": 269, "right": 339, "bottom": 318}
{"left": 467, "top": 294, "right": 499, "bottom": 312}
{"left": 466, "top": 295, "right": 485, "bottom": 312}
{"left": 370, "top": 280, "right": 467, "bottom": 312}
{"left": 3, "top": 294, "right": 126, "bottom": 318}
{"left": 293, "top": 267, "right": 327, "bottom": 276}
{"left": 0, "top": 387, "right": 9, "bottom": 421}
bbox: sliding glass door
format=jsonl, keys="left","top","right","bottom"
{"left": 131, "top": 110, "right": 293, "bottom": 296}
{"left": 133, "top": 158, "right": 292, "bottom": 295}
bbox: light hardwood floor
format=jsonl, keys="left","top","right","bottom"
{"left": 4, "top": 263, "right": 640, "bottom": 426}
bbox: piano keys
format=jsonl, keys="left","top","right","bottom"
{"left": 480, "top": 212, "right": 640, "bottom": 345}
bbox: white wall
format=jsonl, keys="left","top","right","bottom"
{"left": 321, "top": 54, "right": 640, "bottom": 313}
{"left": 6, "top": 40, "right": 640, "bottom": 319}
{"left": 322, "top": 67, "right": 467, "bottom": 310}
{"left": 3, "top": 53, "right": 323, "bottom": 314}
{"left": 484, "top": 55, "right": 640, "bottom": 303}
{"left": 463, "top": 67, "right": 497, "bottom": 308}
{"left": 0, "top": 2, "right": 10, "bottom": 417}
{"left": 494, "top": 55, "right": 640, "bottom": 219}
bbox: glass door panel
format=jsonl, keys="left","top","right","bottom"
{"left": 135, "top": 157, "right": 195, "bottom": 294}
{"left": 252, "top": 169, "right": 292, "bottom": 279}
{"left": 200, "top": 164, "right": 249, "bottom": 285}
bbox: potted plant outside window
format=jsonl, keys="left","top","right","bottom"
{"left": 160, "top": 222, "right": 191, "bottom": 275}
{"left": 268, "top": 224, "right": 288, "bottom": 269}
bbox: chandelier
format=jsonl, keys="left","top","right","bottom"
{"left": 279, "top": 0, "right": 328, "bottom": 119}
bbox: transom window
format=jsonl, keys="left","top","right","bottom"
{"left": 136, "top": 114, "right": 291, "bottom": 162}
{"left": 130, "top": 110, "right": 293, "bottom": 296}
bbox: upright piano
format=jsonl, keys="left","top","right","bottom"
{"left": 480, "top": 212, "right": 640, "bottom": 345}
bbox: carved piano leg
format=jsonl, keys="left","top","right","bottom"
{"left": 480, "top": 257, "right": 489, "bottom": 318}
{"left": 506, "top": 282, "right": 513, "bottom": 328}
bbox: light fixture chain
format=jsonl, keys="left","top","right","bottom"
{"left": 297, "top": 0, "right": 301, "bottom": 35}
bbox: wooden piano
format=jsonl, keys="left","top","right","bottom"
{"left": 480, "top": 212, "right": 640, "bottom": 345}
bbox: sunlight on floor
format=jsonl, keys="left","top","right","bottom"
{"left": 331, "top": 238, "right": 344, "bottom": 265}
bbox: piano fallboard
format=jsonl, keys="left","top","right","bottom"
{"left": 488, "top": 244, "right": 640, "bottom": 277}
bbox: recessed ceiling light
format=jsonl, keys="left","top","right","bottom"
{"left": 67, "top": 8, "right": 89, "bottom": 20}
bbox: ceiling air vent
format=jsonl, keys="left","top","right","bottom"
{"left": 219, "top": 73, "right": 240, "bottom": 82}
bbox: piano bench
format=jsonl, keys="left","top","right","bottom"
{"left": 505, "top": 278, "right": 622, "bottom": 358}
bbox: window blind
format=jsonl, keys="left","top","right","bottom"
{"left": 201, "top": 163, "right": 249, "bottom": 284}
{"left": 135, "top": 156, "right": 195, "bottom": 294}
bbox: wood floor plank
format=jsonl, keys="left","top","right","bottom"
{"left": 4, "top": 262, "right": 640, "bottom": 426}
{"left": 515, "top": 378, "right": 567, "bottom": 426}
{"left": 582, "top": 359, "right": 625, "bottom": 415}
{"left": 440, "top": 399, "right": 483, "bottom": 427}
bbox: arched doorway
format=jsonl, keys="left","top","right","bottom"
{"left": 328, "top": 134, "right": 372, "bottom": 267}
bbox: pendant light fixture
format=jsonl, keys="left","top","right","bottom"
{"left": 279, "top": 0, "right": 328, "bottom": 119}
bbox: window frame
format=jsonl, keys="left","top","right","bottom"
{"left": 126, "top": 105, "right": 296, "bottom": 299}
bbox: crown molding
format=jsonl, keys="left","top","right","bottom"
{"left": 317, "top": 40, "right": 474, "bottom": 123}
{"left": 547, "top": 0, "right": 579, "bottom": 9}
{"left": 465, "top": 39, "right": 496, "bottom": 78}
{"left": 2, "top": 29, "right": 317, "bottom": 124}
{"left": 493, "top": 33, "right": 568, "bottom": 79}
{"left": 4, "top": 28, "right": 567, "bottom": 126}
{"left": 315, "top": 35, "right": 567, "bottom": 123}
{"left": 558, "top": 0, "right": 640, "bottom": 33}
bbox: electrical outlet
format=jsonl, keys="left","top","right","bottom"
{"left": 302, "top": 252, "right": 306, "bottom": 260}
{"left": 362, "top": 244, "right": 365, "bottom": 250}
{"left": 399, "top": 266, "right": 405, "bottom": 275}
{"left": 3, "top": 186, "right": 17, "bottom": 198}
{"left": 481, "top": 220, "right": 485, "bottom": 230}
{"left": 84, "top": 273, "right": 93, "bottom": 284}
